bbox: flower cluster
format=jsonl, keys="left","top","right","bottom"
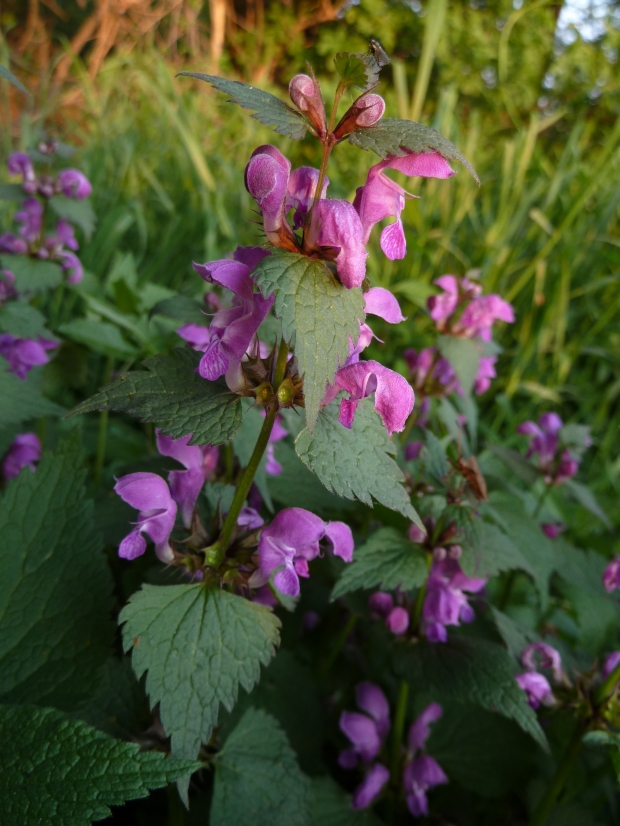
{"left": 1, "top": 432, "right": 41, "bottom": 480}
{"left": 428, "top": 274, "right": 514, "bottom": 340}
{"left": 515, "top": 642, "right": 563, "bottom": 708}
{"left": 338, "top": 684, "right": 447, "bottom": 816}
{"left": 0, "top": 333, "right": 58, "bottom": 379}
{"left": 517, "top": 412, "right": 589, "bottom": 485}
{"left": 1, "top": 151, "right": 91, "bottom": 287}
{"left": 369, "top": 590, "right": 410, "bottom": 636}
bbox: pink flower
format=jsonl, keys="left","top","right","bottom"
{"left": 404, "top": 703, "right": 447, "bottom": 817}
{"left": 354, "top": 152, "right": 455, "bottom": 261}
{"left": 155, "top": 431, "right": 219, "bottom": 527}
{"left": 423, "top": 548, "right": 486, "bottom": 642}
{"left": 56, "top": 169, "right": 92, "bottom": 199}
{"left": 307, "top": 198, "right": 368, "bottom": 288}
{"left": 114, "top": 472, "right": 177, "bottom": 563}
{"left": 0, "top": 334, "right": 58, "bottom": 379}
{"left": 2, "top": 433, "right": 41, "bottom": 479}
{"left": 603, "top": 557, "right": 620, "bottom": 592}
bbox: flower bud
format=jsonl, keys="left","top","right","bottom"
{"left": 408, "top": 523, "right": 426, "bottom": 544}
{"left": 333, "top": 93, "right": 386, "bottom": 139}
{"left": 386, "top": 606, "right": 410, "bottom": 636}
{"left": 277, "top": 378, "right": 296, "bottom": 406}
{"left": 289, "top": 73, "right": 327, "bottom": 135}
{"left": 369, "top": 591, "right": 394, "bottom": 618}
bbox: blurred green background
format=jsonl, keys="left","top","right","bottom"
{"left": 1, "top": 0, "right": 619, "bottom": 530}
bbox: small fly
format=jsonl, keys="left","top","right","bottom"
{"left": 368, "top": 38, "right": 390, "bottom": 68}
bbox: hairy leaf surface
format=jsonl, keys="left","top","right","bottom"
{"left": 0, "top": 432, "right": 114, "bottom": 709}
{"left": 393, "top": 637, "right": 547, "bottom": 749}
{"left": 69, "top": 348, "right": 242, "bottom": 445}
{"left": 334, "top": 52, "right": 379, "bottom": 91}
{"left": 0, "top": 366, "right": 65, "bottom": 426}
{"left": 0, "top": 301, "right": 49, "bottom": 338}
{"left": 460, "top": 519, "right": 534, "bottom": 579}
{"left": 178, "top": 73, "right": 308, "bottom": 139}
{"left": 254, "top": 252, "right": 365, "bottom": 429}
{"left": 211, "top": 708, "right": 311, "bottom": 826}
{"left": 332, "top": 527, "right": 427, "bottom": 599}
{"left": 0, "top": 704, "right": 198, "bottom": 826}
{"left": 349, "top": 118, "right": 479, "bottom": 183}
{"left": 120, "top": 584, "right": 280, "bottom": 798}
{"left": 295, "top": 400, "right": 422, "bottom": 525}
{"left": 0, "top": 255, "right": 63, "bottom": 293}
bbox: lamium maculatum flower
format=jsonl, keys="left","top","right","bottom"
{"left": 603, "top": 556, "right": 620, "bottom": 592}
{"left": 2, "top": 433, "right": 41, "bottom": 479}
{"left": 423, "top": 547, "right": 486, "bottom": 642}
{"left": 403, "top": 703, "right": 447, "bottom": 817}
{"left": 0, "top": 334, "right": 58, "bottom": 379}
{"left": 515, "top": 642, "right": 562, "bottom": 708}
{"left": 114, "top": 472, "right": 177, "bottom": 562}
{"left": 56, "top": 169, "right": 92, "bottom": 199}
{"left": 155, "top": 431, "right": 219, "bottom": 527}
{"left": 252, "top": 507, "right": 353, "bottom": 597}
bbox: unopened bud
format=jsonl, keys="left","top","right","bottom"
{"left": 276, "top": 378, "right": 295, "bottom": 406}
{"left": 333, "top": 93, "right": 386, "bottom": 139}
{"left": 408, "top": 523, "right": 426, "bottom": 544}
{"left": 289, "top": 73, "right": 327, "bottom": 135}
{"left": 205, "top": 542, "right": 224, "bottom": 568}
{"left": 254, "top": 382, "right": 274, "bottom": 406}
{"left": 386, "top": 607, "right": 410, "bottom": 636}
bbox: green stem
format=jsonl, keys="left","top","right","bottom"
{"left": 167, "top": 784, "right": 185, "bottom": 826}
{"left": 321, "top": 613, "right": 357, "bottom": 675}
{"left": 529, "top": 720, "right": 586, "bottom": 826}
{"left": 94, "top": 355, "right": 114, "bottom": 490}
{"left": 412, "top": 553, "right": 433, "bottom": 632}
{"left": 498, "top": 569, "right": 518, "bottom": 612}
{"left": 593, "top": 661, "right": 620, "bottom": 707}
{"left": 215, "top": 340, "right": 289, "bottom": 556}
{"left": 533, "top": 484, "right": 551, "bottom": 519}
{"left": 390, "top": 680, "right": 410, "bottom": 779}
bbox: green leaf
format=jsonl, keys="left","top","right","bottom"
{"left": 460, "top": 519, "right": 535, "bottom": 579}
{"left": 309, "top": 777, "right": 384, "bottom": 825}
{"left": 563, "top": 479, "right": 611, "bottom": 529}
{"left": 488, "top": 445, "right": 539, "bottom": 485}
{"left": 0, "top": 431, "right": 114, "bottom": 708}
{"left": 334, "top": 52, "right": 379, "bottom": 92}
{"left": 59, "top": 318, "right": 138, "bottom": 359}
{"left": 332, "top": 527, "right": 427, "bottom": 599}
{"left": 254, "top": 252, "right": 365, "bottom": 430}
{"left": 0, "top": 63, "right": 29, "bottom": 94}
{"left": 68, "top": 348, "right": 242, "bottom": 446}
{"left": 49, "top": 195, "right": 96, "bottom": 240}
{"left": 0, "top": 365, "right": 66, "bottom": 426}
{"left": 212, "top": 708, "right": 311, "bottom": 826}
{"left": 0, "top": 183, "right": 26, "bottom": 200}
{"left": 393, "top": 637, "right": 547, "bottom": 749}
{"left": 0, "top": 255, "right": 63, "bottom": 293}
{"left": 0, "top": 300, "right": 49, "bottom": 338}
{"left": 490, "top": 607, "right": 538, "bottom": 661}
{"left": 348, "top": 118, "right": 480, "bottom": 184}
{"left": 178, "top": 73, "right": 308, "bottom": 140}
{"left": 420, "top": 430, "right": 450, "bottom": 482}
{"left": 149, "top": 294, "right": 206, "bottom": 324}
{"left": 436, "top": 335, "right": 480, "bottom": 396}
{"left": 120, "top": 584, "right": 280, "bottom": 785}
{"left": 0, "top": 704, "right": 199, "bottom": 826}
{"left": 295, "top": 399, "right": 422, "bottom": 526}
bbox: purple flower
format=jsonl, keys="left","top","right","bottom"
{"left": 423, "top": 549, "right": 486, "bottom": 642}
{"left": 602, "top": 652, "right": 620, "bottom": 679}
{"left": 289, "top": 73, "right": 327, "bottom": 135}
{"left": 8, "top": 152, "right": 36, "bottom": 193}
{"left": 55, "top": 219, "right": 79, "bottom": 250}
{"left": 404, "top": 347, "right": 460, "bottom": 397}
{"left": 354, "top": 152, "right": 455, "bottom": 261}
{"left": 555, "top": 449, "right": 579, "bottom": 484}
{"left": 474, "top": 355, "right": 497, "bottom": 395}
{"left": 455, "top": 294, "right": 515, "bottom": 342}
{"left": 0, "top": 233, "right": 28, "bottom": 254}
{"left": 369, "top": 592, "right": 410, "bottom": 636}
{"left": 517, "top": 413, "right": 563, "bottom": 467}
{"left": 339, "top": 682, "right": 391, "bottom": 768}
{"left": 427, "top": 275, "right": 462, "bottom": 323}
{"left": 192, "top": 247, "right": 274, "bottom": 388}
{"left": 405, "top": 441, "right": 424, "bottom": 461}
{"left": 0, "top": 334, "right": 58, "bottom": 379}
{"left": 334, "top": 92, "right": 386, "bottom": 138}
{"left": 15, "top": 198, "right": 43, "bottom": 244}
{"left": 114, "top": 472, "right": 177, "bottom": 562}
{"left": 59, "top": 251, "right": 83, "bottom": 284}
{"left": 0, "top": 270, "right": 17, "bottom": 302}
{"left": 541, "top": 522, "right": 566, "bottom": 539}
{"left": 245, "top": 145, "right": 298, "bottom": 250}
{"left": 56, "top": 169, "right": 92, "bottom": 199}
{"left": 515, "top": 672, "right": 554, "bottom": 709}
{"left": 427, "top": 275, "right": 514, "bottom": 341}
{"left": 155, "top": 431, "right": 219, "bottom": 527}
{"left": 307, "top": 198, "right": 368, "bottom": 288}
{"left": 408, "top": 523, "right": 427, "bottom": 543}
{"left": 403, "top": 703, "right": 447, "bottom": 817}
{"left": 237, "top": 506, "right": 264, "bottom": 530}
{"left": 364, "top": 286, "right": 406, "bottom": 324}
{"left": 265, "top": 414, "right": 287, "bottom": 476}
{"left": 286, "top": 166, "right": 329, "bottom": 228}
{"left": 2, "top": 433, "right": 41, "bottom": 479}
{"left": 603, "top": 557, "right": 620, "bottom": 592}
{"left": 351, "top": 763, "right": 390, "bottom": 810}
{"left": 252, "top": 507, "right": 353, "bottom": 597}
{"left": 177, "top": 323, "right": 212, "bottom": 352}
{"left": 521, "top": 642, "right": 563, "bottom": 682}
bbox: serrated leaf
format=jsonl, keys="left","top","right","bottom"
{"left": 460, "top": 519, "right": 534, "bottom": 579}
{"left": 421, "top": 430, "right": 450, "bottom": 482}
{"left": 0, "top": 364, "right": 66, "bottom": 426}
{"left": 0, "top": 704, "right": 199, "bottom": 826}
{"left": 310, "top": 776, "right": 384, "bottom": 826}
{"left": 393, "top": 637, "right": 547, "bottom": 749}
{"left": 295, "top": 399, "right": 422, "bottom": 525}
{"left": 68, "top": 348, "right": 242, "bottom": 446}
{"left": 49, "top": 195, "right": 96, "bottom": 240}
{"left": 0, "top": 300, "right": 49, "bottom": 338}
{"left": 488, "top": 444, "right": 540, "bottom": 485}
{"left": 120, "top": 584, "right": 281, "bottom": 791}
{"left": 349, "top": 118, "right": 479, "bottom": 184}
{"left": 0, "top": 254, "right": 63, "bottom": 293}
{"left": 212, "top": 708, "right": 311, "bottom": 826}
{"left": 253, "top": 252, "right": 365, "bottom": 429}
{"left": 0, "top": 63, "right": 29, "bottom": 94}
{"left": 563, "top": 479, "right": 611, "bottom": 529}
{"left": 332, "top": 527, "right": 427, "bottom": 599}
{"left": 437, "top": 335, "right": 480, "bottom": 396}
{"left": 0, "top": 183, "right": 26, "bottom": 201}
{"left": 491, "top": 607, "right": 539, "bottom": 661}
{"left": 334, "top": 52, "right": 379, "bottom": 92}
{"left": 59, "top": 318, "right": 138, "bottom": 359}
{"left": 0, "top": 431, "right": 114, "bottom": 708}
{"left": 178, "top": 73, "right": 308, "bottom": 140}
